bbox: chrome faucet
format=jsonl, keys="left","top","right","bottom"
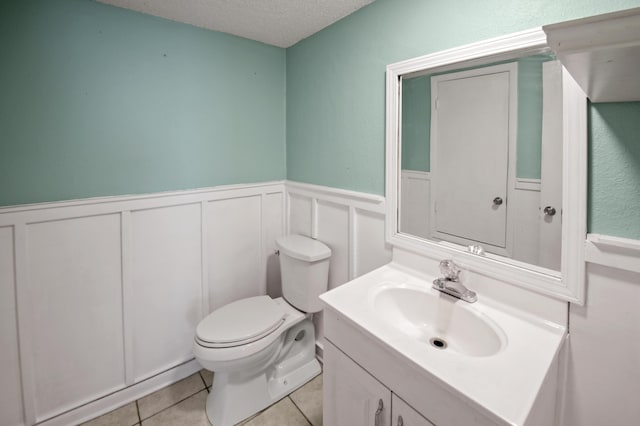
{"left": 432, "top": 260, "right": 477, "bottom": 303}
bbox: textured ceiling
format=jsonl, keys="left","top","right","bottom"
{"left": 97, "top": 0, "right": 375, "bottom": 48}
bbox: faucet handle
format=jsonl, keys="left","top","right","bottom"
{"left": 439, "top": 259, "right": 461, "bottom": 281}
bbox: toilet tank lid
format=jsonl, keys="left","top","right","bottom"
{"left": 276, "top": 235, "right": 331, "bottom": 262}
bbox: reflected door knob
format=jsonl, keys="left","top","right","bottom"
{"left": 493, "top": 197, "right": 503, "bottom": 206}
{"left": 544, "top": 206, "right": 556, "bottom": 216}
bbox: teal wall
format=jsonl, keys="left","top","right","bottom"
{"left": 286, "top": 0, "right": 640, "bottom": 238}
{"left": 401, "top": 75, "right": 430, "bottom": 172}
{"left": 517, "top": 56, "right": 545, "bottom": 179}
{"left": 2, "top": 0, "right": 639, "bottom": 239}
{"left": 0, "top": 0, "right": 286, "bottom": 207}
{"left": 589, "top": 103, "right": 640, "bottom": 239}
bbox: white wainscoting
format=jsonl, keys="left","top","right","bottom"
{"left": 285, "top": 181, "right": 392, "bottom": 348}
{"left": 510, "top": 181, "right": 542, "bottom": 266}
{"left": 399, "top": 170, "right": 431, "bottom": 239}
{"left": 563, "top": 234, "right": 640, "bottom": 426}
{"left": 0, "top": 180, "right": 391, "bottom": 426}
{"left": 0, "top": 182, "right": 285, "bottom": 426}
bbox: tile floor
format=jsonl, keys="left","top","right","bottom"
{"left": 81, "top": 370, "right": 322, "bottom": 426}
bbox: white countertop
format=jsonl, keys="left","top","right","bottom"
{"left": 320, "top": 262, "right": 566, "bottom": 425}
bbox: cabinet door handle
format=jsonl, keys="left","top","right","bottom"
{"left": 374, "top": 399, "right": 384, "bottom": 426}
{"left": 397, "top": 415, "right": 404, "bottom": 426}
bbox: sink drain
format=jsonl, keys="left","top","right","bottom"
{"left": 430, "top": 337, "right": 448, "bottom": 350}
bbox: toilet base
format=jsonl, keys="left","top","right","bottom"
{"left": 205, "top": 319, "right": 320, "bottom": 426}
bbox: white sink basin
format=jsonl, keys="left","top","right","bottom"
{"left": 320, "top": 263, "right": 567, "bottom": 426}
{"left": 369, "top": 283, "right": 506, "bottom": 357}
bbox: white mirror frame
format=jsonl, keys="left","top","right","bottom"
{"left": 385, "top": 28, "right": 587, "bottom": 304}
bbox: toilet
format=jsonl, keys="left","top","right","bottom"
{"left": 193, "top": 234, "right": 331, "bottom": 426}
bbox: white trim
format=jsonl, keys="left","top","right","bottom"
{"left": 401, "top": 170, "right": 430, "bottom": 181}
{"left": 386, "top": 28, "right": 588, "bottom": 304}
{"left": 259, "top": 194, "right": 267, "bottom": 295}
{"left": 14, "top": 223, "right": 36, "bottom": 426}
{"left": 0, "top": 181, "right": 285, "bottom": 226}
{"left": 559, "top": 69, "right": 588, "bottom": 304}
{"left": 0, "top": 181, "right": 285, "bottom": 214}
{"left": 515, "top": 178, "right": 542, "bottom": 191}
{"left": 120, "top": 211, "right": 135, "bottom": 386}
{"left": 311, "top": 197, "right": 319, "bottom": 239}
{"left": 285, "top": 181, "right": 385, "bottom": 212}
{"left": 348, "top": 206, "right": 357, "bottom": 280}
{"left": 585, "top": 234, "right": 640, "bottom": 274}
{"left": 389, "top": 27, "right": 549, "bottom": 78}
{"left": 200, "top": 201, "right": 210, "bottom": 316}
{"left": 544, "top": 7, "right": 640, "bottom": 102}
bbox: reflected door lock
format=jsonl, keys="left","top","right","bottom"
{"left": 493, "top": 197, "right": 503, "bottom": 206}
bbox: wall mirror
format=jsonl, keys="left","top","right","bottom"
{"left": 385, "top": 28, "right": 587, "bottom": 303}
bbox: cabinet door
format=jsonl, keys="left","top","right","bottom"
{"left": 392, "top": 394, "right": 435, "bottom": 426}
{"left": 324, "top": 341, "right": 391, "bottom": 426}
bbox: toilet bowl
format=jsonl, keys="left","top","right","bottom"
{"left": 193, "top": 235, "right": 331, "bottom": 426}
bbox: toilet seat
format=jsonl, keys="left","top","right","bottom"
{"left": 193, "top": 297, "right": 306, "bottom": 365}
{"left": 196, "top": 296, "right": 286, "bottom": 348}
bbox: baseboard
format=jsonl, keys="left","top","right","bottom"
{"left": 38, "top": 360, "right": 201, "bottom": 426}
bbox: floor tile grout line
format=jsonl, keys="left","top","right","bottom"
{"left": 198, "top": 371, "right": 209, "bottom": 390}
{"left": 139, "top": 387, "right": 207, "bottom": 421}
{"left": 288, "top": 396, "right": 313, "bottom": 426}
{"left": 135, "top": 400, "right": 142, "bottom": 424}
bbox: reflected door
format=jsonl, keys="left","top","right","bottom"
{"left": 431, "top": 66, "right": 514, "bottom": 248}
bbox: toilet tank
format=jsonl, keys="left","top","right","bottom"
{"left": 275, "top": 235, "right": 331, "bottom": 313}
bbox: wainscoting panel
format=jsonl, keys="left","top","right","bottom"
{"left": 399, "top": 170, "right": 430, "bottom": 239}
{"left": 0, "top": 182, "right": 285, "bottom": 426}
{"left": 286, "top": 182, "right": 390, "bottom": 283}
{"left": 285, "top": 182, "right": 392, "bottom": 345}
{"left": 317, "top": 200, "right": 350, "bottom": 290}
{"left": 354, "top": 209, "right": 392, "bottom": 277}
{"left": 288, "top": 193, "right": 313, "bottom": 237}
{"left": 26, "top": 214, "right": 125, "bottom": 423}
{"left": 0, "top": 226, "right": 25, "bottom": 426}
{"left": 130, "top": 204, "right": 203, "bottom": 382}
{"left": 263, "top": 192, "right": 285, "bottom": 299}
{"left": 207, "top": 196, "right": 263, "bottom": 312}
{"left": 565, "top": 235, "right": 640, "bottom": 426}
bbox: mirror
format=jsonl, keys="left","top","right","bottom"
{"left": 399, "top": 53, "right": 562, "bottom": 272}
{"left": 385, "top": 28, "right": 587, "bottom": 303}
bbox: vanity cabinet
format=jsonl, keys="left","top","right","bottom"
{"left": 324, "top": 340, "right": 434, "bottom": 426}
{"left": 319, "top": 292, "right": 561, "bottom": 426}
{"left": 392, "top": 394, "right": 435, "bottom": 426}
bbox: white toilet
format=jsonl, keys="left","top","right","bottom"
{"left": 193, "top": 234, "right": 331, "bottom": 426}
